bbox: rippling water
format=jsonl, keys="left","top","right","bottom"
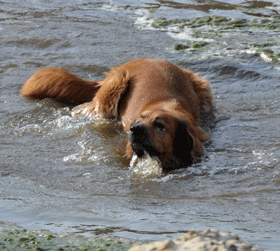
{"left": 1, "top": 1, "right": 280, "bottom": 250}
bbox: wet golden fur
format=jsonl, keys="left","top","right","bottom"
{"left": 21, "top": 58, "right": 213, "bottom": 170}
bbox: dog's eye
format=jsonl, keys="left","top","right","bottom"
{"left": 153, "top": 121, "right": 165, "bottom": 132}
{"left": 135, "top": 118, "right": 143, "bottom": 124}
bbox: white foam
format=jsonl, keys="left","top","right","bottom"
{"left": 265, "top": 5, "right": 280, "bottom": 11}
{"left": 252, "top": 150, "right": 274, "bottom": 159}
{"left": 242, "top": 49, "right": 257, "bottom": 55}
{"left": 260, "top": 52, "right": 273, "bottom": 62}
{"left": 14, "top": 124, "right": 43, "bottom": 135}
{"left": 129, "top": 154, "right": 162, "bottom": 178}
{"left": 101, "top": 2, "right": 118, "bottom": 12}
{"left": 167, "top": 27, "right": 215, "bottom": 43}
{"left": 63, "top": 153, "right": 79, "bottom": 162}
{"left": 134, "top": 13, "right": 154, "bottom": 29}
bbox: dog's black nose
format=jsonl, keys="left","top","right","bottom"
{"left": 129, "top": 123, "right": 149, "bottom": 145}
{"left": 130, "top": 123, "right": 145, "bottom": 134}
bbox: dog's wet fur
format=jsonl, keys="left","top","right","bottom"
{"left": 20, "top": 58, "right": 213, "bottom": 171}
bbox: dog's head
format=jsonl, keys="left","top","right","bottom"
{"left": 127, "top": 109, "right": 194, "bottom": 171}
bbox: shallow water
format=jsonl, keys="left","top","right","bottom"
{"left": 0, "top": 1, "right": 280, "bottom": 250}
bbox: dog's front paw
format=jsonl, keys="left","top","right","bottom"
{"left": 71, "top": 102, "right": 99, "bottom": 117}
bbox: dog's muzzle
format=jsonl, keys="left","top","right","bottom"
{"left": 129, "top": 123, "right": 149, "bottom": 157}
{"left": 129, "top": 123, "right": 160, "bottom": 158}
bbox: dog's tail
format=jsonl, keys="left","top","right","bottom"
{"left": 20, "top": 67, "right": 101, "bottom": 105}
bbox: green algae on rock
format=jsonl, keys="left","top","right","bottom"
{"left": 0, "top": 222, "right": 137, "bottom": 251}
{"left": 192, "top": 41, "right": 208, "bottom": 48}
{"left": 248, "top": 42, "right": 278, "bottom": 48}
{"left": 151, "top": 18, "right": 170, "bottom": 28}
{"left": 191, "top": 29, "right": 222, "bottom": 39}
{"left": 148, "top": 15, "right": 280, "bottom": 32}
{"left": 174, "top": 41, "right": 210, "bottom": 52}
{"left": 174, "top": 44, "right": 190, "bottom": 51}
{"left": 145, "top": 14, "right": 280, "bottom": 63}
{"left": 148, "top": 8, "right": 157, "bottom": 13}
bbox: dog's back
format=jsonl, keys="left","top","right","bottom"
{"left": 21, "top": 58, "right": 212, "bottom": 128}
{"left": 116, "top": 58, "right": 211, "bottom": 129}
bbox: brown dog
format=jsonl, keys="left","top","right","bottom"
{"left": 20, "top": 58, "right": 213, "bottom": 170}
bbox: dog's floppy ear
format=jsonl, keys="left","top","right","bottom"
{"left": 173, "top": 120, "right": 193, "bottom": 165}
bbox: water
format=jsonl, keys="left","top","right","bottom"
{"left": 1, "top": 1, "right": 280, "bottom": 250}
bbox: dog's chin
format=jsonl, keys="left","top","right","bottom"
{"left": 130, "top": 142, "right": 176, "bottom": 171}
{"left": 131, "top": 141, "right": 193, "bottom": 171}
{"left": 131, "top": 142, "right": 146, "bottom": 158}
{"left": 130, "top": 141, "right": 160, "bottom": 159}
{"left": 129, "top": 147, "right": 162, "bottom": 169}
